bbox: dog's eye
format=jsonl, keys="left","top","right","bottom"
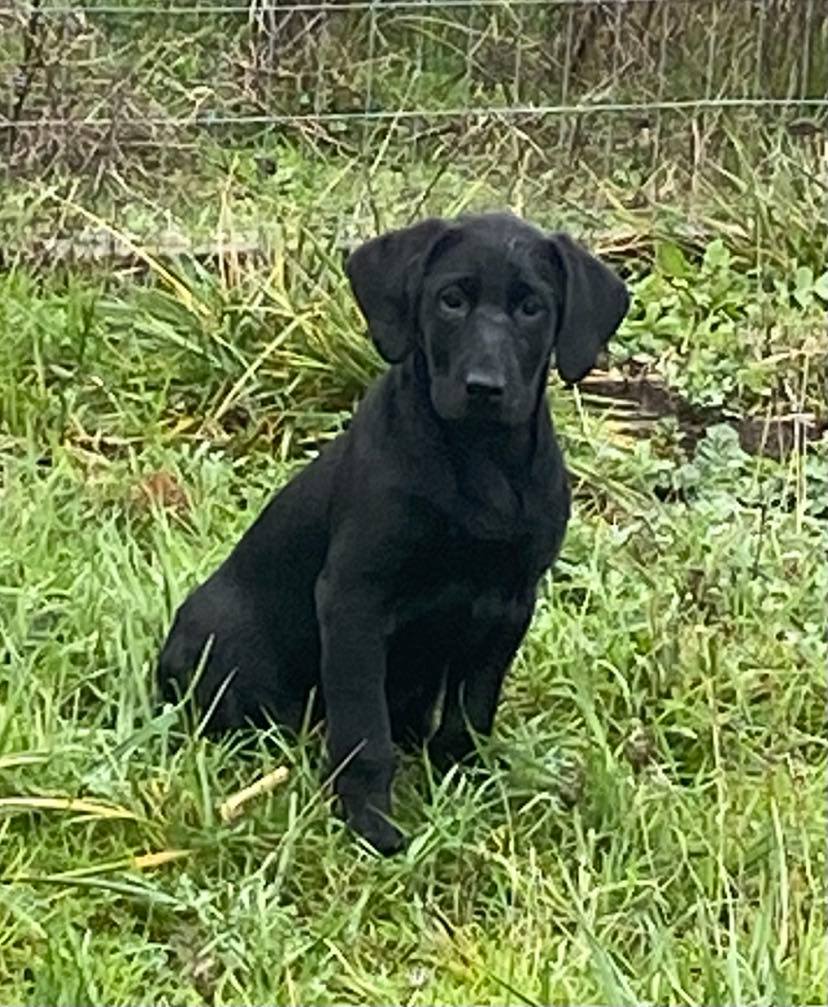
{"left": 517, "top": 295, "right": 544, "bottom": 319}
{"left": 439, "top": 287, "right": 468, "bottom": 314}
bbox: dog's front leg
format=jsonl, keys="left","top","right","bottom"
{"left": 429, "top": 598, "right": 535, "bottom": 771}
{"left": 315, "top": 571, "right": 403, "bottom": 855}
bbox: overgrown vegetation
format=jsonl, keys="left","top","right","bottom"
{"left": 2, "top": 0, "right": 826, "bottom": 178}
{"left": 1, "top": 2, "right": 827, "bottom": 1004}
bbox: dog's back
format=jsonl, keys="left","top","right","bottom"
{"left": 157, "top": 436, "right": 346, "bottom": 732}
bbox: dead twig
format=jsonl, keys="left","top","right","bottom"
{"left": 218, "top": 766, "right": 290, "bottom": 823}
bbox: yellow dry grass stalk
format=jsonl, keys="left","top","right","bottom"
{"left": 218, "top": 766, "right": 290, "bottom": 823}
{"left": 0, "top": 796, "right": 140, "bottom": 821}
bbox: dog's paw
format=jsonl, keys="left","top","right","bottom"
{"left": 427, "top": 730, "right": 476, "bottom": 774}
{"left": 346, "top": 805, "right": 405, "bottom": 856}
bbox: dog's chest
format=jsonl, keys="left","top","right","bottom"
{"left": 391, "top": 528, "right": 538, "bottom": 630}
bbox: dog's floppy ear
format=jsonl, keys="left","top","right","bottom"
{"left": 547, "top": 233, "right": 629, "bottom": 384}
{"left": 346, "top": 218, "right": 451, "bottom": 363}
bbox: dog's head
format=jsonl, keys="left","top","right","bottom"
{"left": 346, "top": 212, "right": 629, "bottom": 426}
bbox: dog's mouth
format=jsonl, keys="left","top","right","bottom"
{"left": 465, "top": 394, "right": 505, "bottom": 420}
{"left": 453, "top": 393, "right": 520, "bottom": 430}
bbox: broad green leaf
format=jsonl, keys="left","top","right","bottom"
{"left": 655, "top": 240, "right": 690, "bottom": 278}
{"left": 702, "top": 239, "right": 730, "bottom": 271}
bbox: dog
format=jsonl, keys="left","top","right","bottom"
{"left": 157, "top": 211, "right": 629, "bottom": 854}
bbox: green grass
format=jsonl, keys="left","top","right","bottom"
{"left": 1, "top": 145, "right": 827, "bottom": 1003}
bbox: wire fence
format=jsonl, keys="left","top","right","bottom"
{"left": 1, "top": 0, "right": 826, "bottom": 245}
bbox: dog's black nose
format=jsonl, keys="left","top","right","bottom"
{"left": 465, "top": 372, "right": 505, "bottom": 399}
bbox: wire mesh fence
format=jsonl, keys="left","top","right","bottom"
{"left": 1, "top": 0, "right": 826, "bottom": 255}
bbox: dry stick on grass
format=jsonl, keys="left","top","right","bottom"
{"left": 218, "top": 766, "right": 290, "bottom": 824}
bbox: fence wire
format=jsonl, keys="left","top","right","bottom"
{"left": 1, "top": 1, "right": 826, "bottom": 201}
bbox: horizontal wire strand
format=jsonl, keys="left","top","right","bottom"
{"left": 3, "top": 98, "right": 825, "bottom": 132}
{"left": 0, "top": 0, "right": 766, "bottom": 16}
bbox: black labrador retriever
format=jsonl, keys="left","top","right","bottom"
{"left": 157, "top": 211, "right": 629, "bottom": 854}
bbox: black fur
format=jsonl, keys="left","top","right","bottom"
{"left": 157, "top": 212, "right": 629, "bottom": 854}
